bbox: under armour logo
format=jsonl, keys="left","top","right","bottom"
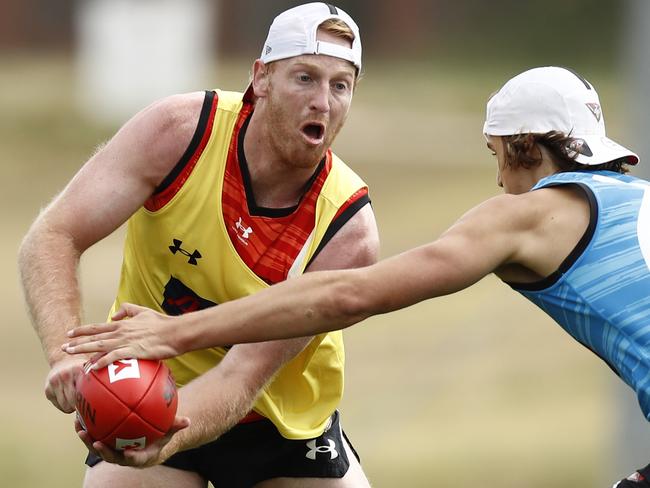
{"left": 305, "top": 438, "right": 338, "bottom": 460}
{"left": 169, "top": 238, "right": 202, "bottom": 265}
{"left": 234, "top": 217, "right": 253, "bottom": 245}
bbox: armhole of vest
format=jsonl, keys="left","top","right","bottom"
{"left": 508, "top": 182, "right": 598, "bottom": 292}
{"left": 305, "top": 189, "right": 370, "bottom": 269}
{"left": 144, "top": 90, "right": 218, "bottom": 211}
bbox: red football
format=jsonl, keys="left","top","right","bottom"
{"left": 75, "top": 359, "right": 178, "bottom": 450}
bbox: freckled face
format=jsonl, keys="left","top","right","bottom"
{"left": 256, "top": 31, "right": 356, "bottom": 169}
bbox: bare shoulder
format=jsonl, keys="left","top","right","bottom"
{"left": 142, "top": 91, "right": 206, "bottom": 134}
{"left": 308, "top": 204, "right": 380, "bottom": 271}
{"left": 122, "top": 91, "right": 206, "bottom": 184}
{"left": 466, "top": 186, "right": 587, "bottom": 232}
{"left": 455, "top": 193, "right": 533, "bottom": 232}
{"left": 512, "top": 184, "right": 590, "bottom": 228}
{"left": 490, "top": 185, "right": 591, "bottom": 280}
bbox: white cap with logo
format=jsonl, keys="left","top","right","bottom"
{"left": 260, "top": 2, "right": 362, "bottom": 72}
{"left": 484, "top": 66, "right": 639, "bottom": 165}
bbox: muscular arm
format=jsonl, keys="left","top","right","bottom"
{"left": 65, "top": 194, "right": 515, "bottom": 359}
{"left": 181, "top": 187, "right": 581, "bottom": 341}
{"left": 67, "top": 192, "right": 543, "bottom": 359}
{"left": 66, "top": 187, "right": 586, "bottom": 362}
{"left": 19, "top": 92, "right": 204, "bottom": 411}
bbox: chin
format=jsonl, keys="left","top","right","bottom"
{"left": 296, "top": 150, "right": 326, "bottom": 169}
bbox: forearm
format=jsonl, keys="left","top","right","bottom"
{"left": 19, "top": 221, "right": 84, "bottom": 365}
{"left": 161, "top": 367, "right": 257, "bottom": 456}
{"left": 160, "top": 338, "right": 309, "bottom": 456}
{"left": 177, "top": 269, "right": 370, "bottom": 351}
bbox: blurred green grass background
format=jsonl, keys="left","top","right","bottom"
{"left": 0, "top": 54, "right": 633, "bottom": 487}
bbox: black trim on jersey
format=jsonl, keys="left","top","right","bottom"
{"left": 507, "top": 182, "right": 598, "bottom": 292}
{"left": 154, "top": 90, "right": 215, "bottom": 194}
{"left": 325, "top": 4, "right": 338, "bottom": 15}
{"left": 561, "top": 67, "right": 593, "bottom": 90}
{"left": 236, "top": 112, "right": 326, "bottom": 218}
{"left": 506, "top": 180, "right": 624, "bottom": 382}
{"left": 305, "top": 193, "right": 371, "bottom": 269}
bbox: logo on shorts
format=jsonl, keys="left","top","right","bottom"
{"left": 626, "top": 471, "right": 645, "bottom": 482}
{"left": 305, "top": 438, "right": 338, "bottom": 460}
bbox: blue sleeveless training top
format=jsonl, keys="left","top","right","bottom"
{"left": 510, "top": 170, "right": 650, "bottom": 419}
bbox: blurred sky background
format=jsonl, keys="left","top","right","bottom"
{"left": 2, "top": 1, "right": 650, "bottom": 487}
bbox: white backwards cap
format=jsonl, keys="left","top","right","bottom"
{"left": 260, "top": 2, "right": 362, "bottom": 72}
{"left": 484, "top": 66, "right": 638, "bottom": 165}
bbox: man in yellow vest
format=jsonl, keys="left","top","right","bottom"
{"left": 19, "top": 3, "right": 378, "bottom": 487}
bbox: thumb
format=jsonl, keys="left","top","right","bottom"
{"left": 112, "top": 302, "right": 148, "bottom": 321}
{"left": 169, "top": 416, "right": 191, "bottom": 434}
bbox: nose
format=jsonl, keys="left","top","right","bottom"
{"left": 309, "top": 82, "right": 330, "bottom": 113}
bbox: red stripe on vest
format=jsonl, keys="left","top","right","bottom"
{"left": 144, "top": 94, "right": 219, "bottom": 211}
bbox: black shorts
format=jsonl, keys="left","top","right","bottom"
{"left": 86, "top": 410, "right": 359, "bottom": 488}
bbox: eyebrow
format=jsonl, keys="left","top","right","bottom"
{"left": 291, "top": 61, "right": 355, "bottom": 78}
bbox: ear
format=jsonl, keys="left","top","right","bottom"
{"left": 251, "top": 60, "right": 271, "bottom": 99}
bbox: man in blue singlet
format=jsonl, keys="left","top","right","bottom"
{"left": 64, "top": 67, "right": 650, "bottom": 487}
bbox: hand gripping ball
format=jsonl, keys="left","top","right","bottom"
{"left": 75, "top": 359, "right": 178, "bottom": 450}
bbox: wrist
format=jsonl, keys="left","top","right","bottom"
{"left": 47, "top": 348, "right": 79, "bottom": 367}
{"left": 171, "top": 314, "right": 191, "bottom": 356}
{"left": 48, "top": 344, "right": 91, "bottom": 367}
{"left": 174, "top": 310, "right": 206, "bottom": 355}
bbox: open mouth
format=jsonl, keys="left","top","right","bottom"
{"left": 301, "top": 122, "right": 325, "bottom": 144}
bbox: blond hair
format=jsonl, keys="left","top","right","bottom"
{"left": 318, "top": 18, "right": 355, "bottom": 44}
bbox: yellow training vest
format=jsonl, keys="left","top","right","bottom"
{"left": 109, "top": 90, "right": 367, "bottom": 439}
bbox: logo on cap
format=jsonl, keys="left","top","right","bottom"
{"left": 585, "top": 102, "right": 602, "bottom": 122}
{"left": 568, "top": 138, "right": 594, "bottom": 158}
{"left": 265, "top": 45, "right": 272, "bottom": 55}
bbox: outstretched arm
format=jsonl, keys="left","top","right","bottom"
{"left": 64, "top": 194, "right": 528, "bottom": 367}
